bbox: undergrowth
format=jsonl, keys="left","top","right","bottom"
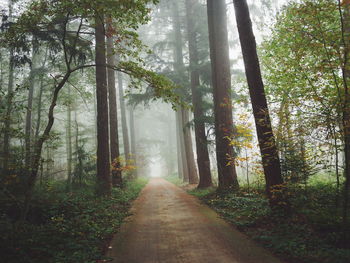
{"left": 0, "top": 178, "right": 148, "bottom": 263}
{"left": 164, "top": 175, "right": 183, "bottom": 187}
{"left": 190, "top": 184, "right": 350, "bottom": 263}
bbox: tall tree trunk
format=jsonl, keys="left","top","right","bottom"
{"left": 233, "top": 0, "right": 283, "bottom": 202}
{"left": 107, "top": 27, "right": 122, "bottom": 187}
{"left": 25, "top": 42, "right": 39, "bottom": 171}
{"left": 74, "top": 109, "right": 79, "bottom": 185}
{"left": 207, "top": 0, "right": 239, "bottom": 190}
{"left": 176, "top": 110, "right": 189, "bottom": 182}
{"left": 340, "top": 0, "right": 350, "bottom": 242}
{"left": 129, "top": 105, "right": 138, "bottom": 177}
{"left": 182, "top": 108, "right": 199, "bottom": 184}
{"left": 34, "top": 47, "right": 48, "bottom": 141}
{"left": 167, "top": 111, "right": 175, "bottom": 175}
{"left": 22, "top": 71, "right": 72, "bottom": 220}
{"left": 118, "top": 72, "right": 131, "bottom": 160}
{"left": 172, "top": 1, "right": 198, "bottom": 184}
{"left": 175, "top": 111, "right": 184, "bottom": 179}
{"left": 185, "top": 0, "right": 212, "bottom": 188}
{"left": 93, "top": 86, "right": 98, "bottom": 148}
{"left": 65, "top": 86, "right": 73, "bottom": 189}
{"left": 95, "top": 13, "right": 111, "bottom": 196}
{"left": 3, "top": 0, "right": 14, "bottom": 173}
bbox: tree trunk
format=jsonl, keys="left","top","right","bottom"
{"left": 3, "top": 1, "right": 14, "bottom": 173}
{"left": 129, "top": 105, "right": 138, "bottom": 177}
{"left": 66, "top": 86, "right": 73, "bottom": 189}
{"left": 340, "top": 0, "right": 350, "bottom": 243}
{"left": 22, "top": 72, "right": 72, "bottom": 220}
{"left": 175, "top": 111, "right": 184, "bottom": 179}
{"left": 182, "top": 108, "right": 199, "bottom": 184}
{"left": 185, "top": 0, "right": 212, "bottom": 188}
{"left": 207, "top": 0, "right": 239, "bottom": 190}
{"left": 25, "top": 42, "right": 39, "bottom": 171}
{"left": 176, "top": 110, "right": 189, "bottom": 182}
{"left": 172, "top": 1, "right": 198, "bottom": 184}
{"left": 118, "top": 71, "right": 131, "bottom": 161}
{"left": 34, "top": 47, "right": 48, "bottom": 141}
{"left": 95, "top": 13, "right": 112, "bottom": 196}
{"left": 107, "top": 28, "right": 122, "bottom": 187}
{"left": 233, "top": 0, "right": 283, "bottom": 202}
{"left": 74, "top": 110, "right": 81, "bottom": 186}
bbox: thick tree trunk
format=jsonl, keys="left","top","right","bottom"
{"left": 118, "top": 72, "right": 131, "bottom": 161}
{"left": 233, "top": 0, "right": 283, "bottom": 201}
{"left": 185, "top": 0, "right": 212, "bottom": 188}
{"left": 207, "top": 0, "right": 239, "bottom": 190}
{"left": 182, "top": 108, "right": 199, "bottom": 184}
{"left": 107, "top": 30, "right": 122, "bottom": 187}
{"left": 95, "top": 13, "right": 112, "bottom": 196}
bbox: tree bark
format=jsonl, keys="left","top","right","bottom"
{"left": 25, "top": 42, "right": 39, "bottom": 172}
{"left": 66, "top": 86, "right": 73, "bottom": 188}
{"left": 185, "top": 0, "right": 212, "bottom": 188}
{"left": 34, "top": 47, "right": 48, "bottom": 141}
{"left": 207, "top": 0, "right": 239, "bottom": 190}
{"left": 95, "top": 13, "right": 112, "bottom": 196}
{"left": 107, "top": 27, "right": 122, "bottom": 187}
{"left": 182, "top": 108, "right": 199, "bottom": 184}
{"left": 233, "top": 0, "right": 283, "bottom": 201}
{"left": 172, "top": 1, "right": 198, "bottom": 184}
{"left": 176, "top": 110, "right": 189, "bottom": 182}
{"left": 175, "top": 111, "right": 184, "bottom": 179}
{"left": 118, "top": 71, "right": 131, "bottom": 161}
{"left": 129, "top": 105, "right": 138, "bottom": 178}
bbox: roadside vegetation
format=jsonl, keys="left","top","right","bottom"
{"left": 0, "top": 177, "right": 147, "bottom": 263}
{"left": 189, "top": 177, "right": 350, "bottom": 263}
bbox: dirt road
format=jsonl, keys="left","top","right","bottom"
{"left": 107, "top": 178, "right": 284, "bottom": 263}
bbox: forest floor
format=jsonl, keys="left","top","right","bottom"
{"left": 106, "top": 178, "right": 284, "bottom": 263}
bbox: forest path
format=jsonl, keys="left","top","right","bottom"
{"left": 107, "top": 178, "right": 284, "bottom": 263}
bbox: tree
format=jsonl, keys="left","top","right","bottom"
{"left": 185, "top": 0, "right": 212, "bottom": 188}
{"left": 207, "top": 0, "right": 239, "bottom": 190}
{"left": 129, "top": 104, "right": 138, "bottom": 177}
{"left": 233, "top": 0, "right": 284, "bottom": 204}
{"left": 117, "top": 71, "right": 131, "bottom": 161}
{"left": 339, "top": 0, "right": 350, "bottom": 241}
{"left": 65, "top": 85, "right": 73, "bottom": 189}
{"left": 95, "top": 11, "right": 112, "bottom": 196}
{"left": 171, "top": 1, "right": 198, "bottom": 184}
{"left": 2, "top": 0, "right": 15, "bottom": 173}
{"left": 25, "top": 41, "right": 40, "bottom": 173}
{"left": 107, "top": 20, "right": 122, "bottom": 187}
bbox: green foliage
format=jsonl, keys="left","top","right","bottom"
{"left": 190, "top": 182, "right": 350, "bottom": 263}
{"left": 261, "top": 0, "right": 343, "bottom": 183}
{"left": 0, "top": 178, "right": 148, "bottom": 263}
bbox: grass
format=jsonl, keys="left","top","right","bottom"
{"left": 0, "top": 178, "right": 148, "bottom": 263}
{"left": 164, "top": 174, "right": 184, "bottom": 187}
{"left": 189, "top": 183, "right": 350, "bottom": 263}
